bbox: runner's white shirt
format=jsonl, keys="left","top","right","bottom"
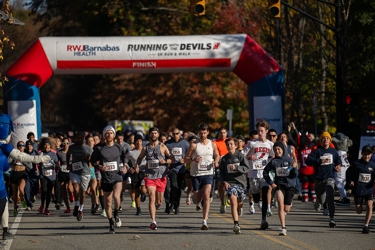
{"left": 246, "top": 139, "right": 274, "bottom": 178}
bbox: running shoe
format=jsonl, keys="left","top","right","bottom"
{"left": 274, "top": 200, "right": 278, "bottom": 208}
{"left": 38, "top": 205, "right": 44, "bottom": 213}
{"left": 237, "top": 208, "right": 243, "bottom": 216}
{"left": 77, "top": 211, "right": 83, "bottom": 221}
{"left": 150, "top": 221, "right": 158, "bottom": 230}
{"left": 2, "top": 231, "right": 15, "bottom": 240}
{"left": 266, "top": 209, "right": 273, "bottom": 217}
{"left": 94, "top": 204, "right": 100, "bottom": 213}
{"left": 209, "top": 197, "right": 213, "bottom": 203}
{"left": 362, "top": 226, "right": 370, "bottom": 234}
{"left": 101, "top": 210, "right": 107, "bottom": 217}
{"left": 73, "top": 206, "right": 79, "bottom": 217}
{"left": 21, "top": 200, "right": 27, "bottom": 209}
{"left": 196, "top": 205, "right": 201, "bottom": 211}
{"left": 186, "top": 197, "right": 192, "bottom": 206}
{"left": 26, "top": 206, "right": 32, "bottom": 211}
{"left": 260, "top": 219, "right": 268, "bottom": 230}
{"left": 69, "top": 193, "right": 74, "bottom": 203}
{"left": 323, "top": 208, "right": 329, "bottom": 216}
{"left": 131, "top": 201, "right": 136, "bottom": 208}
{"left": 279, "top": 228, "right": 287, "bottom": 236}
{"left": 64, "top": 207, "right": 71, "bottom": 213}
{"left": 314, "top": 202, "right": 321, "bottom": 212}
{"left": 141, "top": 194, "right": 146, "bottom": 202}
{"left": 155, "top": 203, "right": 161, "bottom": 210}
{"left": 336, "top": 197, "right": 351, "bottom": 206}
{"left": 225, "top": 196, "right": 230, "bottom": 207}
{"left": 233, "top": 224, "right": 241, "bottom": 235}
{"left": 258, "top": 202, "right": 263, "bottom": 209}
{"left": 201, "top": 220, "right": 208, "bottom": 230}
{"left": 109, "top": 218, "right": 115, "bottom": 234}
{"left": 119, "top": 206, "right": 123, "bottom": 211}
{"left": 136, "top": 209, "right": 142, "bottom": 216}
{"left": 249, "top": 204, "right": 255, "bottom": 214}
{"left": 13, "top": 209, "right": 18, "bottom": 217}
{"left": 329, "top": 219, "right": 336, "bottom": 228}
{"left": 114, "top": 215, "right": 121, "bottom": 227}
{"left": 220, "top": 205, "right": 226, "bottom": 213}
{"left": 44, "top": 208, "right": 51, "bottom": 216}
{"left": 55, "top": 203, "right": 61, "bottom": 210}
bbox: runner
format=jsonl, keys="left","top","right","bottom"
{"left": 135, "top": 127, "right": 173, "bottom": 230}
{"left": 346, "top": 145, "right": 375, "bottom": 234}
{"left": 38, "top": 138, "right": 59, "bottom": 216}
{"left": 263, "top": 141, "right": 297, "bottom": 236}
{"left": 91, "top": 126, "right": 127, "bottom": 234}
{"left": 56, "top": 137, "right": 73, "bottom": 213}
{"left": 165, "top": 128, "right": 190, "bottom": 214}
{"left": 306, "top": 132, "right": 342, "bottom": 228}
{"left": 184, "top": 122, "right": 220, "bottom": 230}
{"left": 213, "top": 127, "right": 228, "bottom": 213}
{"left": 245, "top": 130, "right": 258, "bottom": 214}
{"left": 126, "top": 134, "right": 147, "bottom": 216}
{"left": 219, "top": 138, "right": 249, "bottom": 234}
{"left": 184, "top": 134, "right": 198, "bottom": 206}
{"left": 245, "top": 120, "right": 274, "bottom": 230}
{"left": 67, "top": 132, "right": 93, "bottom": 221}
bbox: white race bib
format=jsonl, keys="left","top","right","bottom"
{"left": 227, "top": 163, "right": 239, "bottom": 173}
{"left": 198, "top": 161, "right": 212, "bottom": 171}
{"left": 276, "top": 167, "right": 290, "bottom": 177}
{"left": 358, "top": 173, "right": 371, "bottom": 183}
{"left": 147, "top": 159, "right": 160, "bottom": 169}
{"left": 104, "top": 161, "right": 118, "bottom": 171}
{"left": 43, "top": 169, "right": 52, "bottom": 177}
{"left": 172, "top": 147, "right": 182, "bottom": 161}
{"left": 60, "top": 165, "right": 69, "bottom": 173}
{"left": 253, "top": 159, "right": 265, "bottom": 170}
{"left": 72, "top": 162, "right": 84, "bottom": 171}
{"left": 320, "top": 154, "right": 333, "bottom": 165}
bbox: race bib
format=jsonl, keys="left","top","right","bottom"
{"left": 172, "top": 147, "right": 182, "bottom": 161}
{"left": 276, "top": 167, "right": 290, "bottom": 177}
{"left": 147, "top": 159, "right": 160, "bottom": 169}
{"left": 72, "top": 162, "right": 84, "bottom": 171}
{"left": 320, "top": 154, "right": 333, "bottom": 165}
{"left": 43, "top": 169, "right": 52, "bottom": 177}
{"left": 60, "top": 164, "right": 69, "bottom": 173}
{"left": 198, "top": 161, "right": 212, "bottom": 171}
{"left": 358, "top": 173, "right": 371, "bottom": 183}
{"left": 227, "top": 163, "right": 239, "bottom": 173}
{"left": 104, "top": 161, "right": 118, "bottom": 171}
{"left": 253, "top": 159, "right": 265, "bottom": 170}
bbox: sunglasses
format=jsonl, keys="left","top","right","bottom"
{"left": 17, "top": 144, "right": 25, "bottom": 147}
{"left": 173, "top": 132, "right": 180, "bottom": 135}
{"left": 62, "top": 142, "right": 69, "bottom": 145}
{"left": 269, "top": 135, "right": 277, "bottom": 138}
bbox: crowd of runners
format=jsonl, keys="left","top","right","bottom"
{"left": 5, "top": 120, "right": 375, "bottom": 236}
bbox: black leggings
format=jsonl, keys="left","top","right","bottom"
{"left": 0, "top": 197, "right": 6, "bottom": 219}
{"left": 40, "top": 178, "right": 55, "bottom": 208}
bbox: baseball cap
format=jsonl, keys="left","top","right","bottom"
{"left": 362, "top": 145, "right": 372, "bottom": 154}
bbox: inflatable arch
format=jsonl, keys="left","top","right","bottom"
{"left": 4, "top": 34, "right": 284, "bottom": 146}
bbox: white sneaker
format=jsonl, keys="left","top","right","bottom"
{"left": 101, "top": 210, "right": 107, "bottom": 217}
{"left": 115, "top": 217, "right": 122, "bottom": 228}
{"left": 279, "top": 228, "right": 287, "bottom": 236}
{"left": 233, "top": 224, "right": 241, "bottom": 235}
{"left": 237, "top": 208, "right": 243, "bottom": 216}
{"left": 249, "top": 204, "right": 255, "bottom": 214}
{"left": 266, "top": 209, "right": 273, "bottom": 217}
{"left": 258, "top": 202, "right": 262, "bottom": 209}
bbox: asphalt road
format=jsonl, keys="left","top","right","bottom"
{"left": 3, "top": 191, "right": 375, "bottom": 250}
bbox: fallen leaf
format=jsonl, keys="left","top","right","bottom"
{"left": 61, "top": 236, "right": 64, "bottom": 238}
{"left": 28, "top": 240, "right": 37, "bottom": 243}
{"left": 184, "top": 244, "right": 189, "bottom": 247}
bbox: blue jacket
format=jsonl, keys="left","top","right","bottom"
{"left": 306, "top": 146, "right": 341, "bottom": 180}
{"left": 165, "top": 138, "right": 190, "bottom": 174}
{"left": 346, "top": 159, "right": 375, "bottom": 196}
{"left": 263, "top": 143, "right": 296, "bottom": 187}
{"left": 0, "top": 143, "right": 12, "bottom": 199}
